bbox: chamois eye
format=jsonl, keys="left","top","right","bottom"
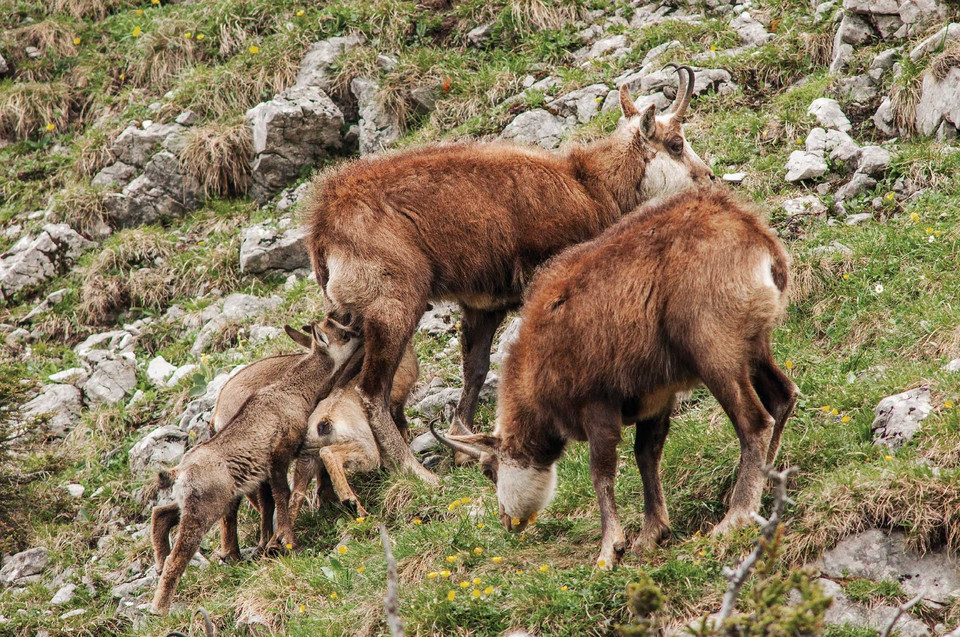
{"left": 482, "top": 465, "right": 496, "bottom": 482}
{"left": 667, "top": 136, "right": 684, "bottom": 155}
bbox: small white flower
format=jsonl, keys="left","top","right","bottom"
{"left": 874, "top": 283, "right": 884, "bottom": 294}
{"left": 928, "top": 235, "right": 935, "bottom": 243}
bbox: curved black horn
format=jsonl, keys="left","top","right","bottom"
{"left": 661, "top": 62, "right": 686, "bottom": 114}
{"left": 674, "top": 65, "right": 696, "bottom": 120}
{"left": 429, "top": 419, "right": 483, "bottom": 459}
{"left": 196, "top": 607, "right": 215, "bottom": 637}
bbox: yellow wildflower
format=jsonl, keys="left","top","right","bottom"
{"left": 831, "top": 408, "right": 839, "bottom": 416}
{"left": 299, "top": 604, "right": 305, "bottom": 613}
{"left": 184, "top": 32, "right": 192, "bottom": 38}
{"left": 427, "top": 571, "right": 438, "bottom": 579}
{"left": 473, "top": 547, "right": 483, "bottom": 555}
{"left": 440, "top": 570, "right": 451, "bottom": 578}
{"left": 355, "top": 516, "right": 365, "bottom": 524}
{"left": 484, "top": 586, "right": 494, "bottom": 595}
{"left": 477, "top": 522, "right": 485, "bottom": 529}
{"left": 73, "top": 37, "right": 81, "bottom": 45}
{"left": 910, "top": 212, "right": 920, "bottom": 223}
{"left": 285, "top": 543, "right": 293, "bottom": 550}
{"left": 926, "top": 227, "right": 934, "bottom": 235}
{"left": 884, "top": 455, "right": 893, "bottom": 461}
{"left": 515, "top": 569, "right": 524, "bottom": 575}
{"left": 945, "top": 400, "right": 954, "bottom": 409}
{"left": 460, "top": 497, "right": 470, "bottom": 504}
{"left": 248, "top": 45, "right": 260, "bottom": 54}
{"left": 460, "top": 581, "right": 470, "bottom": 589}
{"left": 337, "top": 545, "right": 348, "bottom": 555}
{"left": 710, "top": 45, "right": 717, "bottom": 52}
{"left": 44, "top": 124, "right": 55, "bottom": 131}
{"left": 841, "top": 416, "right": 851, "bottom": 423}
{"left": 785, "top": 360, "right": 793, "bottom": 370}
{"left": 597, "top": 559, "right": 606, "bottom": 568}
{"left": 560, "top": 585, "right": 568, "bottom": 591}
{"left": 821, "top": 405, "right": 830, "bottom": 412}
{"left": 471, "top": 589, "right": 482, "bottom": 598}
{"left": 296, "top": 9, "right": 305, "bottom": 15}
{"left": 473, "top": 577, "right": 482, "bottom": 585}
{"left": 539, "top": 564, "right": 549, "bottom": 572}
{"left": 132, "top": 26, "right": 142, "bottom": 37}
{"left": 491, "top": 556, "right": 503, "bottom": 563}
{"left": 511, "top": 517, "right": 521, "bottom": 526}
{"left": 413, "top": 517, "right": 422, "bottom": 525}
{"left": 698, "top": 550, "right": 707, "bottom": 557}
{"left": 447, "top": 590, "right": 456, "bottom": 602}
{"left": 135, "top": 9, "right": 143, "bottom": 15}
{"left": 446, "top": 555, "right": 458, "bottom": 563}
{"left": 885, "top": 192, "right": 895, "bottom": 201}
{"left": 329, "top": 592, "right": 338, "bottom": 599}
{"left": 150, "top": 0, "right": 159, "bottom": 4}
{"left": 843, "top": 273, "right": 850, "bottom": 280}
{"left": 356, "top": 566, "right": 365, "bottom": 573}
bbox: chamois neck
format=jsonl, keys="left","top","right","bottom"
{"left": 285, "top": 355, "right": 335, "bottom": 406}
{"left": 499, "top": 399, "right": 567, "bottom": 467}
{"left": 568, "top": 136, "right": 645, "bottom": 217}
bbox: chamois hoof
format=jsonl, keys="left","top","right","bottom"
{"left": 711, "top": 509, "right": 756, "bottom": 537}
{"left": 342, "top": 499, "right": 368, "bottom": 518}
{"left": 217, "top": 550, "right": 243, "bottom": 564}
{"left": 630, "top": 525, "right": 671, "bottom": 554}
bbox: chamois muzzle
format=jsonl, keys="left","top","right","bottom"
{"left": 662, "top": 62, "right": 696, "bottom": 121}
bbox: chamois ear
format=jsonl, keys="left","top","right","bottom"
{"left": 309, "top": 322, "right": 329, "bottom": 347}
{"left": 638, "top": 103, "right": 657, "bottom": 139}
{"left": 618, "top": 85, "right": 640, "bottom": 119}
{"left": 325, "top": 316, "right": 361, "bottom": 339}
{"left": 284, "top": 325, "right": 313, "bottom": 350}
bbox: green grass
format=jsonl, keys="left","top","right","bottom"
{"left": 2, "top": 0, "right": 960, "bottom": 634}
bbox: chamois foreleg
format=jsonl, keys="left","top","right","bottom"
{"left": 318, "top": 446, "right": 368, "bottom": 517}
{"left": 453, "top": 306, "right": 507, "bottom": 445}
{"left": 357, "top": 297, "right": 438, "bottom": 484}
{"left": 703, "top": 368, "right": 775, "bottom": 536}
{"left": 254, "top": 481, "right": 274, "bottom": 557}
{"left": 151, "top": 503, "right": 180, "bottom": 575}
{"left": 217, "top": 497, "right": 242, "bottom": 563}
{"left": 584, "top": 403, "right": 626, "bottom": 569}
{"left": 290, "top": 455, "right": 320, "bottom": 526}
{"left": 267, "top": 462, "right": 295, "bottom": 553}
{"left": 750, "top": 352, "right": 799, "bottom": 464}
{"left": 631, "top": 405, "right": 672, "bottom": 553}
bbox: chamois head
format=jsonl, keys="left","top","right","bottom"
{"left": 283, "top": 317, "right": 361, "bottom": 371}
{"left": 617, "top": 64, "right": 713, "bottom": 201}
{"left": 430, "top": 422, "right": 556, "bottom": 533}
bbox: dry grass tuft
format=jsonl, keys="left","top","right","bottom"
{"left": 788, "top": 250, "right": 858, "bottom": 305}
{"left": 79, "top": 276, "right": 129, "bottom": 325}
{"left": 786, "top": 468, "right": 960, "bottom": 564}
{"left": 2, "top": 19, "right": 78, "bottom": 65}
{"left": 507, "top": 0, "right": 582, "bottom": 31}
{"left": 930, "top": 43, "right": 960, "bottom": 82}
{"left": 126, "top": 17, "right": 208, "bottom": 88}
{"left": 49, "top": 182, "right": 110, "bottom": 238}
{"left": 0, "top": 81, "right": 74, "bottom": 140}
{"left": 890, "top": 73, "right": 923, "bottom": 136}
{"left": 73, "top": 128, "right": 117, "bottom": 178}
{"left": 50, "top": 0, "right": 133, "bottom": 21}
{"left": 380, "top": 477, "right": 416, "bottom": 519}
{"left": 800, "top": 31, "right": 833, "bottom": 68}
{"left": 180, "top": 121, "right": 253, "bottom": 197}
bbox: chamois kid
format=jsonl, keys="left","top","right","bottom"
{"left": 306, "top": 65, "right": 713, "bottom": 479}
{"left": 433, "top": 188, "right": 799, "bottom": 569}
{"left": 150, "top": 320, "right": 361, "bottom": 614}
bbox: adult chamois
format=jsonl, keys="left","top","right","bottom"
{"left": 306, "top": 65, "right": 714, "bottom": 480}
{"left": 432, "top": 187, "right": 799, "bottom": 569}
{"left": 150, "top": 320, "right": 361, "bottom": 614}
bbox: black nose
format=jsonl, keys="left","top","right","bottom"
{"left": 708, "top": 172, "right": 717, "bottom": 181}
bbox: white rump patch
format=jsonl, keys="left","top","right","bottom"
{"left": 325, "top": 253, "right": 347, "bottom": 305}
{"left": 496, "top": 459, "right": 558, "bottom": 521}
{"left": 755, "top": 253, "right": 776, "bottom": 290}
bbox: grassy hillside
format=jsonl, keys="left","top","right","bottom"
{"left": 1, "top": 0, "right": 959, "bottom": 635}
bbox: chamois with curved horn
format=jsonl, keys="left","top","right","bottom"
{"left": 433, "top": 187, "right": 798, "bottom": 569}
{"left": 306, "top": 65, "right": 714, "bottom": 481}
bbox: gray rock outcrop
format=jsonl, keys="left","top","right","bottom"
{"left": 0, "top": 224, "right": 93, "bottom": 299}
{"left": 915, "top": 66, "right": 960, "bottom": 138}
{"left": 0, "top": 547, "right": 48, "bottom": 587}
{"left": 18, "top": 384, "right": 83, "bottom": 437}
{"left": 351, "top": 78, "right": 401, "bottom": 156}
{"left": 871, "top": 386, "right": 932, "bottom": 449}
{"left": 103, "top": 151, "right": 203, "bottom": 228}
{"left": 81, "top": 350, "right": 137, "bottom": 406}
{"left": 247, "top": 86, "right": 344, "bottom": 204}
{"left": 784, "top": 151, "right": 828, "bottom": 182}
{"left": 500, "top": 109, "right": 571, "bottom": 149}
{"left": 110, "top": 123, "right": 185, "bottom": 169}
{"left": 547, "top": 84, "right": 609, "bottom": 124}
{"left": 239, "top": 217, "right": 309, "bottom": 274}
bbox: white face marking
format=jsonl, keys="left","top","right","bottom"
{"left": 496, "top": 458, "right": 558, "bottom": 521}
{"left": 639, "top": 150, "right": 696, "bottom": 201}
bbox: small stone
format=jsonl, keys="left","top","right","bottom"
{"left": 239, "top": 219, "right": 309, "bottom": 274}
{"left": 845, "top": 212, "right": 873, "bottom": 226}
{"left": 51, "top": 583, "right": 77, "bottom": 605}
{"left": 410, "top": 431, "right": 441, "bottom": 455}
{"left": 856, "top": 145, "right": 893, "bottom": 177}
{"left": 722, "top": 172, "right": 746, "bottom": 183}
{"left": 500, "top": 109, "right": 570, "bottom": 150}
{"left": 784, "top": 151, "right": 828, "bottom": 182}
{"left": 467, "top": 22, "right": 494, "bottom": 47}
{"left": 64, "top": 484, "right": 85, "bottom": 498}
{"left": 781, "top": 195, "right": 827, "bottom": 216}
{"left": 18, "top": 384, "right": 83, "bottom": 437}
{"left": 836, "top": 172, "right": 878, "bottom": 200}
{"left": 48, "top": 367, "right": 89, "bottom": 386}
{"left": 871, "top": 387, "right": 932, "bottom": 450}
{"left": 944, "top": 359, "right": 960, "bottom": 372}
{"left": 0, "top": 547, "right": 48, "bottom": 586}
{"left": 146, "top": 356, "right": 177, "bottom": 386}
{"left": 175, "top": 110, "right": 199, "bottom": 126}
{"left": 166, "top": 364, "right": 199, "bottom": 388}
{"left": 808, "top": 97, "right": 851, "bottom": 132}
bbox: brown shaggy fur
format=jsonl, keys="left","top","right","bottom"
{"left": 305, "top": 82, "right": 714, "bottom": 479}
{"left": 440, "top": 187, "right": 798, "bottom": 568}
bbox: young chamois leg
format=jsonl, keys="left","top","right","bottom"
{"left": 750, "top": 347, "right": 799, "bottom": 464}
{"left": 390, "top": 402, "right": 410, "bottom": 443}
{"left": 217, "top": 497, "right": 243, "bottom": 563}
{"left": 151, "top": 503, "right": 180, "bottom": 575}
{"left": 151, "top": 510, "right": 213, "bottom": 614}
{"left": 453, "top": 307, "right": 507, "bottom": 440}
{"left": 267, "top": 462, "right": 296, "bottom": 553}
{"left": 318, "top": 446, "right": 368, "bottom": 517}
{"left": 584, "top": 402, "right": 627, "bottom": 569}
{"left": 701, "top": 367, "right": 775, "bottom": 536}
{"left": 290, "top": 455, "right": 320, "bottom": 526}
{"left": 357, "top": 298, "right": 438, "bottom": 484}
{"left": 631, "top": 404, "right": 673, "bottom": 553}
{"left": 254, "top": 482, "right": 274, "bottom": 557}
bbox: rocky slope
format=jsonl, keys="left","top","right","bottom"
{"left": 1, "top": 0, "right": 960, "bottom": 635}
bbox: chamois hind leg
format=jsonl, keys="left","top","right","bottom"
{"left": 453, "top": 306, "right": 506, "bottom": 436}
{"left": 267, "top": 462, "right": 295, "bottom": 553}
{"left": 700, "top": 366, "right": 775, "bottom": 537}
{"left": 290, "top": 455, "right": 320, "bottom": 526}
{"left": 750, "top": 350, "right": 799, "bottom": 464}
{"left": 217, "top": 497, "right": 242, "bottom": 563}
{"left": 151, "top": 511, "right": 211, "bottom": 615}
{"left": 318, "top": 446, "right": 367, "bottom": 517}
{"left": 151, "top": 503, "right": 180, "bottom": 575}
{"left": 391, "top": 402, "right": 410, "bottom": 444}
{"left": 583, "top": 402, "right": 627, "bottom": 569}
{"left": 631, "top": 404, "right": 672, "bottom": 553}
{"left": 254, "top": 482, "right": 274, "bottom": 557}
{"left": 357, "top": 297, "right": 438, "bottom": 485}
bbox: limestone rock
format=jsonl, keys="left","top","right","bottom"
{"left": 239, "top": 217, "right": 309, "bottom": 274}
{"left": 18, "top": 384, "right": 82, "bottom": 437}
{"left": 491, "top": 317, "right": 522, "bottom": 366}
{"left": 189, "top": 293, "right": 282, "bottom": 355}
{"left": 82, "top": 351, "right": 137, "bottom": 406}
{"left": 110, "top": 122, "right": 184, "bottom": 168}
{"left": 730, "top": 12, "right": 773, "bottom": 47}
{"left": 0, "top": 548, "right": 48, "bottom": 586}
{"left": 546, "top": 84, "right": 609, "bottom": 124}
{"left": 781, "top": 195, "right": 827, "bottom": 216}
{"left": 845, "top": 212, "right": 873, "bottom": 225}
{"left": 641, "top": 67, "right": 737, "bottom": 100}
{"left": 48, "top": 367, "right": 89, "bottom": 386}
{"left": 820, "top": 528, "right": 960, "bottom": 604}
{"left": 874, "top": 97, "right": 898, "bottom": 136}
{"left": 500, "top": 109, "right": 571, "bottom": 149}
{"left": 856, "top": 145, "right": 893, "bottom": 176}
{"left": 51, "top": 583, "right": 77, "bottom": 605}
{"left": 871, "top": 387, "right": 932, "bottom": 449}
{"left": 915, "top": 67, "right": 960, "bottom": 138}
{"left": 247, "top": 86, "right": 344, "bottom": 203}
{"left": 410, "top": 431, "right": 441, "bottom": 455}
{"left": 146, "top": 356, "right": 177, "bottom": 386}
{"left": 91, "top": 161, "right": 137, "bottom": 189}
{"left": 417, "top": 302, "right": 459, "bottom": 335}
{"left": 413, "top": 373, "right": 498, "bottom": 418}
{"left": 909, "top": 23, "right": 960, "bottom": 61}
{"left": 351, "top": 78, "right": 401, "bottom": 156}
{"left": 0, "top": 224, "right": 93, "bottom": 299}
{"left": 784, "top": 151, "right": 828, "bottom": 182}
{"left": 807, "top": 97, "right": 851, "bottom": 132}
{"left": 806, "top": 127, "right": 858, "bottom": 155}
{"left": 128, "top": 425, "right": 188, "bottom": 475}
{"left": 467, "top": 22, "right": 494, "bottom": 47}
{"left": 294, "top": 35, "right": 364, "bottom": 92}
{"left": 575, "top": 34, "right": 629, "bottom": 63}
{"left": 103, "top": 151, "right": 203, "bottom": 228}
{"left": 944, "top": 359, "right": 960, "bottom": 372}
{"left": 835, "top": 172, "right": 878, "bottom": 200}
{"left": 816, "top": 578, "right": 931, "bottom": 636}
{"left": 837, "top": 75, "right": 878, "bottom": 102}
{"left": 75, "top": 330, "right": 136, "bottom": 357}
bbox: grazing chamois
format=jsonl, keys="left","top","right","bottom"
{"left": 207, "top": 331, "right": 416, "bottom": 560}
{"left": 150, "top": 320, "right": 361, "bottom": 614}
{"left": 306, "top": 65, "right": 714, "bottom": 480}
{"left": 432, "top": 187, "right": 799, "bottom": 569}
